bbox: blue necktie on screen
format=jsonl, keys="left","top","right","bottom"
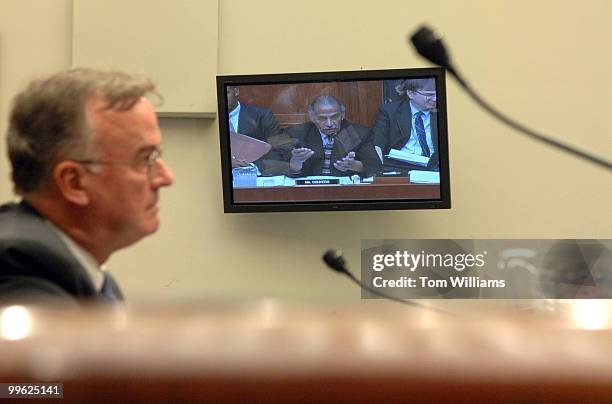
{"left": 414, "top": 111, "right": 431, "bottom": 157}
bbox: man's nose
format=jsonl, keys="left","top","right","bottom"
{"left": 152, "top": 158, "right": 175, "bottom": 188}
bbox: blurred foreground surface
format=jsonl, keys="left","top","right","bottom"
{"left": 1, "top": 299, "right": 611, "bottom": 403}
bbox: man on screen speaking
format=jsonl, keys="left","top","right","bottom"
{"left": 286, "top": 95, "right": 381, "bottom": 177}
{"left": 372, "top": 78, "right": 440, "bottom": 172}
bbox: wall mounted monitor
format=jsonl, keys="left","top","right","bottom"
{"left": 217, "top": 67, "right": 450, "bottom": 213}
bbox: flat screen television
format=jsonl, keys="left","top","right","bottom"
{"left": 216, "top": 67, "right": 450, "bottom": 213}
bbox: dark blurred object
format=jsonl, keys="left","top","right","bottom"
{"left": 382, "top": 79, "right": 405, "bottom": 104}
{"left": 411, "top": 26, "right": 459, "bottom": 80}
{"left": 540, "top": 240, "right": 612, "bottom": 298}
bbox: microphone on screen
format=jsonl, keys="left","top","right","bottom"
{"left": 409, "top": 25, "right": 612, "bottom": 172}
{"left": 322, "top": 249, "right": 449, "bottom": 314}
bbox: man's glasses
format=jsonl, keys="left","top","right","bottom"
{"left": 73, "top": 148, "right": 163, "bottom": 178}
{"left": 413, "top": 91, "right": 437, "bottom": 99}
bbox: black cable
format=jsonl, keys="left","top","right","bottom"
{"left": 454, "top": 69, "right": 612, "bottom": 171}
{"left": 343, "top": 270, "right": 451, "bottom": 315}
{"left": 410, "top": 25, "right": 612, "bottom": 172}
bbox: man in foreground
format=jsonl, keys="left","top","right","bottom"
{"left": 0, "top": 68, "right": 174, "bottom": 305}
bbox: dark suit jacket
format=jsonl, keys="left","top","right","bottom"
{"left": 234, "top": 103, "right": 295, "bottom": 175}
{"left": 286, "top": 121, "right": 381, "bottom": 177}
{"left": 237, "top": 103, "right": 281, "bottom": 142}
{"left": 0, "top": 201, "right": 106, "bottom": 306}
{"left": 372, "top": 99, "right": 439, "bottom": 172}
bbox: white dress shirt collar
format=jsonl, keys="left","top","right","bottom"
{"left": 409, "top": 101, "right": 431, "bottom": 119}
{"left": 228, "top": 102, "right": 241, "bottom": 132}
{"left": 48, "top": 222, "right": 105, "bottom": 292}
{"left": 319, "top": 131, "right": 335, "bottom": 146}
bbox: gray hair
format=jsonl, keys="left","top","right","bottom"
{"left": 308, "top": 95, "right": 346, "bottom": 115}
{"left": 6, "top": 68, "right": 158, "bottom": 194}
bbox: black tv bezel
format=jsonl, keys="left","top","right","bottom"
{"left": 216, "top": 67, "right": 451, "bottom": 213}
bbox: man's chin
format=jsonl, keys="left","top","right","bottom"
{"left": 136, "top": 215, "right": 161, "bottom": 239}
{"left": 112, "top": 219, "right": 160, "bottom": 252}
{"left": 145, "top": 217, "right": 160, "bottom": 234}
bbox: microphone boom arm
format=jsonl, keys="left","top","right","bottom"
{"left": 410, "top": 25, "right": 612, "bottom": 172}
{"left": 456, "top": 70, "right": 612, "bottom": 171}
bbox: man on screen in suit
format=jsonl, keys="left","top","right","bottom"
{"left": 286, "top": 95, "right": 381, "bottom": 177}
{"left": 227, "top": 86, "right": 291, "bottom": 175}
{"left": 0, "top": 68, "right": 174, "bottom": 306}
{"left": 372, "top": 78, "right": 440, "bottom": 172}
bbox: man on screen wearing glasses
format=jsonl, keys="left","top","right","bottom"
{"left": 0, "top": 68, "right": 174, "bottom": 306}
{"left": 372, "top": 78, "right": 440, "bottom": 172}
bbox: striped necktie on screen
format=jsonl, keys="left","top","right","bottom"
{"left": 414, "top": 111, "right": 431, "bottom": 157}
{"left": 322, "top": 135, "right": 335, "bottom": 175}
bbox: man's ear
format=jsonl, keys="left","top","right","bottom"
{"left": 53, "top": 161, "right": 91, "bottom": 206}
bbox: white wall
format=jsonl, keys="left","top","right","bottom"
{"left": 0, "top": 0, "right": 72, "bottom": 200}
{"left": 1, "top": 0, "right": 611, "bottom": 301}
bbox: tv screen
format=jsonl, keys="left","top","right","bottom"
{"left": 217, "top": 67, "right": 450, "bottom": 213}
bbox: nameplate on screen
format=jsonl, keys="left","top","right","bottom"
{"left": 296, "top": 179, "right": 340, "bottom": 185}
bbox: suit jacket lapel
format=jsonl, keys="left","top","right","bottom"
{"left": 15, "top": 201, "right": 96, "bottom": 295}
{"left": 238, "top": 104, "right": 256, "bottom": 136}
{"left": 304, "top": 124, "right": 324, "bottom": 157}
{"left": 393, "top": 100, "right": 412, "bottom": 149}
{"left": 335, "top": 122, "right": 361, "bottom": 157}
{"left": 299, "top": 124, "right": 324, "bottom": 174}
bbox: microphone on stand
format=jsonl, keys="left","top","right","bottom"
{"left": 410, "top": 25, "right": 612, "bottom": 172}
{"left": 322, "top": 249, "right": 449, "bottom": 314}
